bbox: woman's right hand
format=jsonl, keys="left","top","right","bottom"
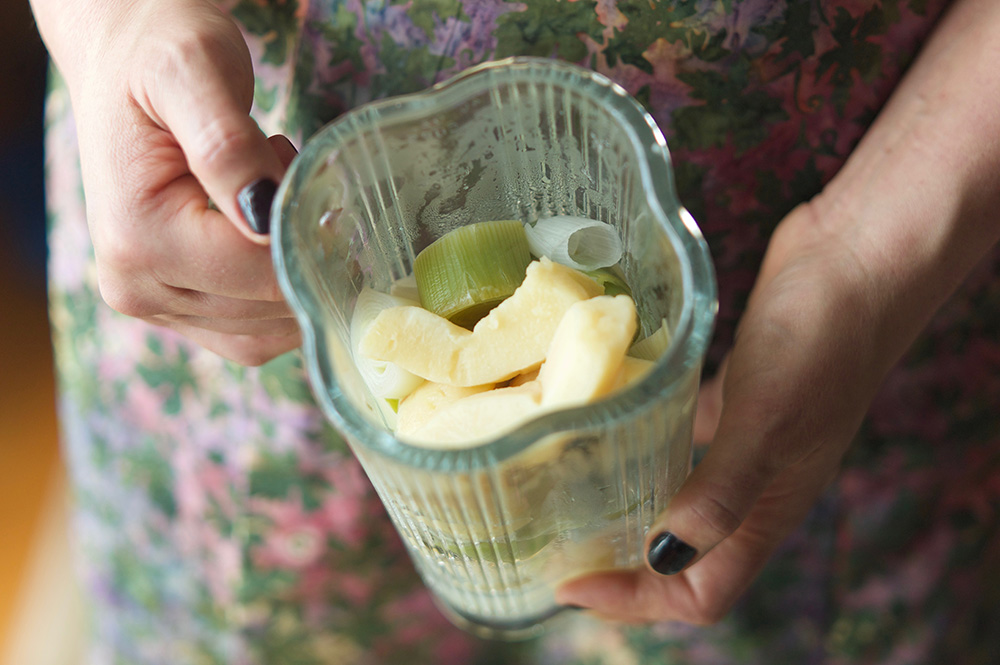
{"left": 31, "top": 0, "right": 300, "bottom": 365}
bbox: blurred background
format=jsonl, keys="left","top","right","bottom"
{"left": 0, "top": 1, "right": 86, "bottom": 663}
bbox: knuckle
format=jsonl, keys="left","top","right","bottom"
{"left": 237, "top": 353, "right": 273, "bottom": 367}
{"left": 266, "top": 318, "right": 300, "bottom": 337}
{"left": 689, "top": 602, "right": 731, "bottom": 626}
{"left": 231, "top": 347, "right": 275, "bottom": 368}
{"left": 237, "top": 271, "right": 287, "bottom": 304}
{"left": 97, "top": 272, "right": 156, "bottom": 319}
{"left": 92, "top": 215, "right": 154, "bottom": 276}
{"left": 219, "top": 336, "right": 293, "bottom": 367}
{"left": 229, "top": 350, "right": 269, "bottom": 368}
{"left": 151, "top": 22, "right": 248, "bottom": 86}
{"left": 92, "top": 226, "right": 162, "bottom": 319}
{"left": 689, "top": 493, "right": 744, "bottom": 542}
{"left": 258, "top": 279, "right": 287, "bottom": 304}
{"left": 188, "top": 117, "right": 258, "bottom": 172}
{"left": 768, "top": 201, "right": 823, "bottom": 255}
{"left": 141, "top": 24, "right": 256, "bottom": 172}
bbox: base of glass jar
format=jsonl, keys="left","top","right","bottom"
{"left": 432, "top": 597, "right": 572, "bottom": 641}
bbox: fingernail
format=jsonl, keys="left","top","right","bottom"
{"left": 237, "top": 178, "right": 277, "bottom": 234}
{"left": 648, "top": 532, "right": 697, "bottom": 576}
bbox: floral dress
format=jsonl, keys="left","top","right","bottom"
{"left": 45, "top": 0, "right": 1000, "bottom": 663}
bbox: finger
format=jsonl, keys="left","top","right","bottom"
{"left": 122, "top": 282, "right": 295, "bottom": 327}
{"left": 158, "top": 195, "right": 284, "bottom": 299}
{"left": 642, "top": 339, "right": 807, "bottom": 577}
{"left": 268, "top": 134, "right": 299, "bottom": 169}
{"left": 95, "top": 181, "right": 288, "bottom": 305}
{"left": 159, "top": 286, "right": 293, "bottom": 320}
{"left": 557, "top": 569, "right": 695, "bottom": 624}
{"left": 145, "top": 16, "right": 286, "bottom": 239}
{"left": 693, "top": 355, "right": 727, "bottom": 445}
{"left": 555, "top": 539, "right": 767, "bottom": 625}
{"left": 154, "top": 314, "right": 299, "bottom": 337}
{"left": 557, "top": 449, "right": 840, "bottom": 623}
{"left": 156, "top": 318, "right": 302, "bottom": 367}
{"left": 642, "top": 268, "right": 875, "bottom": 578}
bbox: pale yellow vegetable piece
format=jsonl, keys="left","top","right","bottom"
{"left": 628, "top": 318, "right": 671, "bottom": 361}
{"left": 350, "top": 287, "right": 425, "bottom": 399}
{"left": 402, "top": 381, "right": 544, "bottom": 448}
{"left": 614, "top": 356, "right": 655, "bottom": 388}
{"left": 396, "top": 381, "right": 494, "bottom": 436}
{"left": 538, "top": 295, "right": 637, "bottom": 409}
{"left": 360, "top": 258, "right": 603, "bottom": 387}
{"left": 508, "top": 368, "right": 540, "bottom": 387}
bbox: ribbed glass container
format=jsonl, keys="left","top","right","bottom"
{"left": 272, "top": 57, "right": 717, "bottom": 639}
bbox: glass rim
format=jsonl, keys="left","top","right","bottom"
{"left": 272, "top": 56, "right": 718, "bottom": 472}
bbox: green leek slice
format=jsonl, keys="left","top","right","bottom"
{"left": 628, "top": 319, "right": 672, "bottom": 361}
{"left": 413, "top": 220, "right": 532, "bottom": 329}
{"left": 584, "top": 266, "right": 632, "bottom": 298}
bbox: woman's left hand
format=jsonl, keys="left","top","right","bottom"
{"left": 557, "top": 0, "right": 1000, "bottom": 624}
{"left": 555, "top": 199, "right": 899, "bottom": 623}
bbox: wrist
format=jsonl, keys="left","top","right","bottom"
{"left": 30, "top": 0, "right": 129, "bottom": 85}
{"left": 803, "top": 0, "right": 1000, "bottom": 348}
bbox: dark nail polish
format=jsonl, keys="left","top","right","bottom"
{"left": 648, "top": 532, "right": 697, "bottom": 576}
{"left": 237, "top": 178, "right": 277, "bottom": 234}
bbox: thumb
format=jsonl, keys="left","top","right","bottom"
{"left": 642, "top": 305, "right": 838, "bottom": 576}
{"left": 643, "top": 416, "right": 778, "bottom": 576}
{"left": 643, "top": 288, "right": 870, "bottom": 577}
{"left": 147, "top": 16, "right": 287, "bottom": 241}
{"left": 693, "top": 355, "right": 727, "bottom": 445}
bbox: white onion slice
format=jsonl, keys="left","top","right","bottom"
{"left": 350, "top": 287, "right": 425, "bottom": 399}
{"left": 388, "top": 273, "right": 420, "bottom": 302}
{"left": 367, "top": 393, "right": 399, "bottom": 431}
{"left": 524, "top": 216, "right": 623, "bottom": 271}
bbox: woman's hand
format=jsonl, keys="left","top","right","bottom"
{"left": 556, "top": 202, "right": 899, "bottom": 623}
{"left": 557, "top": 0, "right": 1000, "bottom": 624}
{"left": 31, "top": 0, "right": 299, "bottom": 365}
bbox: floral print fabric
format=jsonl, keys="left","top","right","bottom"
{"left": 45, "top": 1, "right": 1000, "bottom": 663}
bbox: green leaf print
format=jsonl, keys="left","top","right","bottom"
{"left": 113, "top": 548, "right": 163, "bottom": 612}
{"left": 258, "top": 352, "right": 313, "bottom": 404}
{"left": 254, "top": 82, "right": 279, "bottom": 113}
{"left": 672, "top": 159, "right": 708, "bottom": 225}
{"left": 315, "top": 7, "right": 365, "bottom": 74}
{"left": 249, "top": 452, "right": 301, "bottom": 499}
{"left": 249, "top": 451, "right": 328, "bottom": 510}
{"left": 238, "top": 568, "right": 298, "bottom": 604}
{"left": 827, "top": 608, "right": 904, "bottom": 662}
{"left": 494, "top": 0, "right": 602, "bottom": 62}
{"left": 672, "top": 58, "right": 788, "bottom": 152}
{"left": 788, "top": 157, "right": 825, "bottom": 206}
{"left": 817, "top": 7, "right": 887, "bottom": 113}
{"left": 123, "top": 439, "right": 177, "bottom": 518}
{"left": 756, "top": 0, "right": 817, "bottom": 65}
{"left": 286, "top": 30, "right": 342, "bottom": 138}
{"left": 313, "top": 420, "right": 350, "bottom": 455}
{"left": 137, "top": 335, "right": 197, "bottom": 416}
{"left": 231, "top": 0, "right": 301, "bottom": 66}
{"left": 58, "top": 285, "right": 101, "bottom": 409}
{"left": 391, "top": 0, "right": 467, "bottom": 40}
{"left": 370, "top": 38, "right": 452, "bottom": 98}
{"left": 603, "top": 0, "right": 696, "bottom": 73}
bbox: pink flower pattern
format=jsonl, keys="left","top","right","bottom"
{"left": 44, "top": 1, "right": 1000, "bottom": 663}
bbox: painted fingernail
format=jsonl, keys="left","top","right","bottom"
{"left": 237, "top": 178, "right": 277, "bottom": 234}
{"left": 648, "top": 532, "right": 697, "bottom": 576}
